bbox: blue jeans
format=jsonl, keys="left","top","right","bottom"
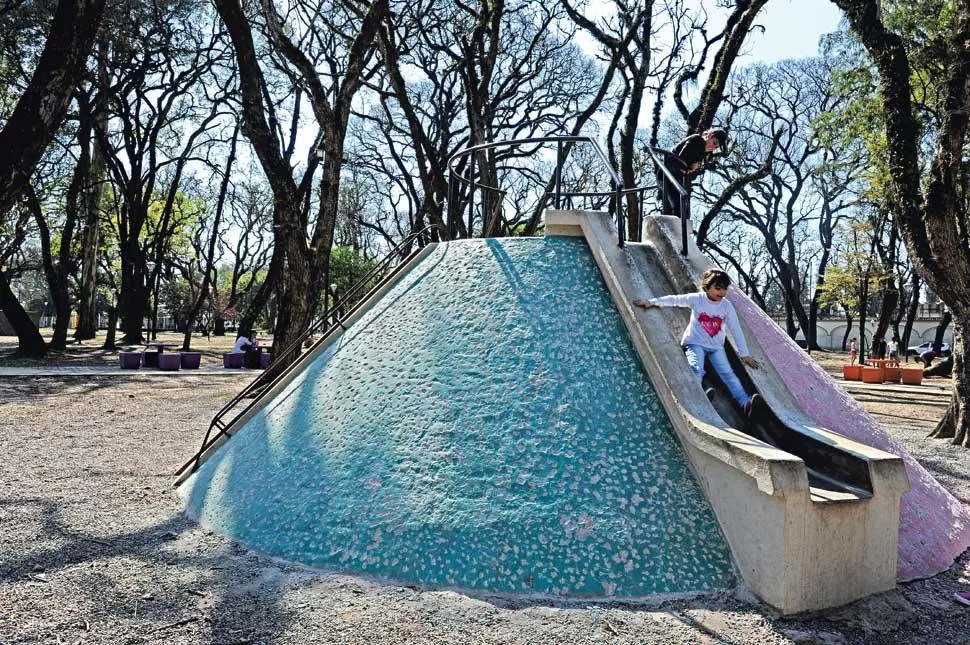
{"left": 684, "top": 344, "right": 749, "bottom": 407}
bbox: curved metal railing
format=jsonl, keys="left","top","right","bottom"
{"left": 447, "top": 136, "right": 655, "bottom": 246}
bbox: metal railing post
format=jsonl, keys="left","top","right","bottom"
{"left": 616, "top": 184, "right": 625, "bottom": 248}
{"left": 680, "top": 198, "right": 689, "bottom": 256}
{"left": 447, "top": 172, "right": 456, "bottom": 239}
{"left": 555, "top": 140, "right": 563, "bottom": 209}
{"left": 467, "top": 153, "right": 476, "bottom": 238}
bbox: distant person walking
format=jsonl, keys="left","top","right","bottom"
{"left": 888, "top": 336, "right": 899, "bottom": 361}
{"left": 848, "top": 337, "right": 858, "bottom": 365}
{"left": 655, "top": 128, "right": 729, "bottom": 218}
{"left": 633, "top": 268, "right": 761, "bottom": 414}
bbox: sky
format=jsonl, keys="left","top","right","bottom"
{"left": 738, "top": 0, "right": 845, "bottom": 63}
{"left": 579, "top": 1, "right": 845, "bottom": 66}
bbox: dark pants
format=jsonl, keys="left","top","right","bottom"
{"left": 244, "top": 347, "right": 261, "bottom": 369}
{"left": 655, "top": 153, "right": 689, "bottom": 217}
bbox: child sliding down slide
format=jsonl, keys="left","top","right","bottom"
{"left": 634, "top": 268, "right": 761, "bottom": 414}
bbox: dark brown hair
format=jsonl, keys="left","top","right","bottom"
{"left": 700, "top": 268, "right": 731, "bottom": 291}
{"left": 706, "top": 127, "right": 728, "bottom": 155}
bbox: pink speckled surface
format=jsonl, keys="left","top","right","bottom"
{"left": 729, "top": 288, "right": 970, "bottom": 581}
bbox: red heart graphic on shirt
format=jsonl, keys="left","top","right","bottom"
{"left": 698, "top": 312, "right": 723, "bottom": 337}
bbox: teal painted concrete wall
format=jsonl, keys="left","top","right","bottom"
{"left": 181, "top": 237, "right": 736, "bottom": 597}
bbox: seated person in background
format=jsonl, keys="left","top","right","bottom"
{"left": 232, "top": 333, "right": 261, "bottom": 368}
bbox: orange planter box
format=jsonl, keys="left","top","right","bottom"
{"left": 843, "top": 364, "right": 863, "bottom": 381}
{"left": 900, "top": 367, "right": 923, "bottom": 386}
{"left": 861, "top": 367, "right": 884, "bottom": 383}
{"left": 883, "top": 366, "right": 900, "bottom": 383}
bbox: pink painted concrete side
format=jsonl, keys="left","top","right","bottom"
{"left": 729, "top": 288, "right": 970, "bottom": 581}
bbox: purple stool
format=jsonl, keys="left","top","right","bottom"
{"left": 180, "top": 352, "right": 202, "bottom": 369}
{"left": 259, "top": 353, "right": 271, "bottom": 369}
{"left": 223, "top": 353, "right": 244, "bottom": 368}
{"left": 119, "top": 352, "right": 142, "bottom": 369}
{"left": 158, "top": 353, "right": 182, "bottom": 371}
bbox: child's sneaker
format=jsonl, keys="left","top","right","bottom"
{"left": 704, "top": 387, "right": 716, "bottom": 401}
{"left": 955, "top": 591, "right": 970, "bottom": 606}
{"left": 743, "top": 393, "right": 762, "bottom": 417}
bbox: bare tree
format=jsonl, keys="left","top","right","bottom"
{"left": 214, "top": 0, "right": 388, "bottom": 368}
{"left": 833, "top": 0, "right": 970, "bottom": 444}
{"left": 698, "top": 58, "right": 861, "bottom": 348}
{"left": 0, "top": 0, "right": 106, "bottom": 355}
{"left": 94, "top": 0, "right": 234, "bottom": 343}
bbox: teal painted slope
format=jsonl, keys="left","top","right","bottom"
{"left": 180, "top": 237, "right": 736, "bottom": 597}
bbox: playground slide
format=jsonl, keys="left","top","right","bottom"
{"left": 634, "top": 217, "right": 875, "bottom": 503}
{"left": 546, "top": 210, "right": 911, "bottom": 614}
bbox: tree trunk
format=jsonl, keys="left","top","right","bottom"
{"left": 0, "top": 270, "right": 46, "bottom": 356}
{"left": 784, "top": 298, "right": 797, "bottom": 338}
{"left": 0, "top": 0, "right": 107, "bottom": 216}
{"left": 27, "top": 175, "right": 79, "bottom": 351}
{"left": 237, "top": 241, "right": 282, "bottom": 337}
{"left": 102, "top": 305, "right": 117, "bottom": 350}
{"left": 933, "top": 309, "right": 952, "bottom": 354}
{"left": 901, "top": 272, "right": 920, "bottom": 359}
{"left": 872, "top": 275, "right": 898, "bottom": 356}
{"left": 842, "top": 313, "right": 854, "bottom": 351}
{"left": 119, "top": 244, "right": 149, "bottom": 344}
{"left": 182, "top": 126, "right": 239, "bottom": 351}
{"left": 808, "top": 247, "right": 832, "bottom": 352}
{"left": 75, "top": 39, "right": 109, "bottom": 341}
{"left": 929, "top": 316, "right": 969, "bottom": 446}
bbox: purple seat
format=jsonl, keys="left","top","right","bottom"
{"left": 119, "top": 352, "right": 142, "bottom": 369}
{"left": 259, "top": 352, "right": 271, "bottom": 369}
{"left": 180, "top": 352, "right": 202, "bottom": 369}
{"left": 223, "top": 352, "right": 244, "bottom": 368}
{"left": 158, "top": 352, "right": 182, "bottom": 371}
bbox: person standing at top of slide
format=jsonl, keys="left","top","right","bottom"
{"left": 655, "top": 128, "right": 729, "bottom": 217}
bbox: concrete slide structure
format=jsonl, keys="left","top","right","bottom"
{"left": 177, "top": 211, "right": 969, "bottom": 615}
{"left": 635, "top": 214, "right": 970, "bottom": 584}
{"left": 549, "top": 209, "right": 970, "bottom": 613}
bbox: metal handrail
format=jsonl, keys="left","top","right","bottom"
{"left": 646, "top": 147, "right": 690, "bottom": 256}
{"left": 175, "top": 224, "right": 445, "bottom": 477}
{"left": 448, "top": 136, "right": 631, "bottom": 246}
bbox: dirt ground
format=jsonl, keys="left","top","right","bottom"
{"left": 1, "top": 344, "right": 968, "bottom": 644}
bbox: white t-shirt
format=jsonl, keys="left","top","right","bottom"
{"left": 231, "top": 336, "right": 254, "bottom": 354}
{"left": 887, "top": 340, "right": 898, "bottom": 354}
{"left": 647, "top": 292, "right": 750, "bottom": 356}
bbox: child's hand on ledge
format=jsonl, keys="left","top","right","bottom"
{"left": 741, "top": 356, "right": 760, "bottom": 369}
{"left": 633, "top": 299, "right": 656, "bottom": 309}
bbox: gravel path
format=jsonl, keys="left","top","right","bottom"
{"left": 1, "top": 375, "right": 968, "bottom": 644}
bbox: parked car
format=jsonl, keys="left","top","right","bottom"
{"left": 906, "top": 341, "right": 952, "bottom": 357}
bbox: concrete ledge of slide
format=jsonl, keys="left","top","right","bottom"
{"left": 174, "top": 243, "right": 440, "bottom": 487}
{"left": 546, "top": 210, "right": 907, "bottom": 614}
